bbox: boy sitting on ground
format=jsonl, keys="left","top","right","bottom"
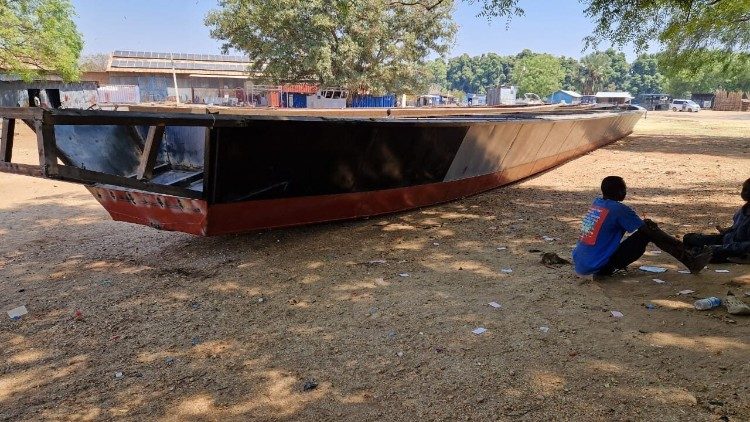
{"left": 573, "top": 176, "right": 712, "bottom": 277}
{"left": 683, "top": 178, "right": 750, "bottom": 263}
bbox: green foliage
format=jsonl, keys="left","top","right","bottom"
{"left": 628, "top": 55, "right": 665, "bottom": 96}
{"left": 444, "top": 53, "right": 513, "bottom": 94}
{"left": 0, "top": 0, "right": 83, "bottom": 81}
{"left": 660, "top": 51, "right": 750, "bottom": 97}
{"left": 424, "top": 58, "right": 448, "bottom": 91}
{"left": 472, "top": 0, "right": 750, "bottom": 79}
{"left": 205, "top": 0, "right": 456, "bottom": 94}
{"left": 511, "top": 53, "right": 564, "bottom": 97}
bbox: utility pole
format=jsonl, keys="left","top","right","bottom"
{"left": 170, "top": 53, "right": 180, "bottom": 103}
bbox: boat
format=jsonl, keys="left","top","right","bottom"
{"left": 0, "top": 105, "right": 644, "bottom": 236}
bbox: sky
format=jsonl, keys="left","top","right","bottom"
{"left": 71, "top": 0, "right": 637, "bottom": 60}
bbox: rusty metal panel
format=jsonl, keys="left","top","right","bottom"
{"left": 443, "top": 122, "right": 522, "bottom": 181}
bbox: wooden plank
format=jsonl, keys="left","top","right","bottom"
{"left": 55, "top": 165, "right": 202, "bottom": 199}
{"left": 0, "top": 161, "right": 44, "bottom": 177}
{"left": 126, "top": 125, "right": 145, "bottom": 152}
{"left": 136, "top": 125, "right": 165, "bottom": 180}
{"left": 1, "top": 118, "right": 15, "bottom": 162}
{"left": 34, "top": 121, "right": 58, "bottom": 177}
{"left": 47, "top": 109, "right": 249, "bottom": 127}
{"left": 0, "top": 107, "right": 44, "bottom": 120}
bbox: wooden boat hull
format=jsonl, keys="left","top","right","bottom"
{"left": 0, "top": 107, "right": 644, "bottom": 236}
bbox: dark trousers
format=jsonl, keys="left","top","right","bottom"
{"left": 684, "top": 233, "right": 750, "bottom": 262}
{"left": 597, "top": 228, "right": 650, "bottom": 275}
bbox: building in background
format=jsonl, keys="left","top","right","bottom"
{"left": 0, "top": 79, "right": 98, "bottom": 109}
{"left": 549, "top": 90, "right": 581, "bottom": 105}
{"left": 102, "top": 50, "right": 267, "bottom": 105}
{"left": 486, "top": 86, "right": 518, "bottom": 106}
{"left": 594, "top": 91, "right": 633, "bottom": 105}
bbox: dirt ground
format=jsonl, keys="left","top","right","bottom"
{"left": 1, "top": 110, "right": 749, "bottom": 421}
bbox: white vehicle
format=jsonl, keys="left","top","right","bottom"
{"left": 670, "top": 99, "right": 701, "bottom": 112}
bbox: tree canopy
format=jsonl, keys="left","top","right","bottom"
{"left": 0, "top": 0, "right": 83, "bottom": 81}
{"left": 205, "top": 0, "right": 456, "bottom": 94}
{"left": 511, "top": 53, "right": 563, "bottom": 97}
{"left": 475, "top": 0, "right": 750, "bottom": 76}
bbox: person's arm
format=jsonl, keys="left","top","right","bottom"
{"left": 619, "top": 205, "right": 645, "bottom": 233}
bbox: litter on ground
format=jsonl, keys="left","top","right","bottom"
{"left": 7, "top": 305, "right": 28, "bottom": 320}
{"left": 678, "top": 289, "right": 695, "bottom": 295}
{"left": 639, "top": 266, "right": 667, "bottom": 273}
{"left": 472, "top": 327, "right": 487, "bottom": 335}
{"left": 611, "top": 310, "right": 624, "bottom": 318}
{"left": 488, "top": 302, "right": 502, "bottom": 309}
{"left": 501, "top": 268, "right": 513, "bottom": 273}
{"left": 653, "top": 278, "right": 666, "bottom": 284}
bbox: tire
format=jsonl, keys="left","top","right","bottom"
{"left": 672, "top": 107, "right": 677, "bottom": 111}
{"left": 687, "top": 108, "right": 692, "bottom": 112}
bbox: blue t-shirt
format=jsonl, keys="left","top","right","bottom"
{"left": 572, "top": 198, "right": 644, "bottom": 275}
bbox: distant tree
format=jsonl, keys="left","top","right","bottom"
{"left": 579, "top": 52, "right": 611, "bottom": 94}
{"left": 473, "top": 0, "right": 750, "bottom": 76}
{"left": 0, "top": 0, "right": 83, "bottom": 81}
{"left": 79, "top": 53, "right": 110, "bottom": 72}
{"left": 446, "top": 53, "right": 480, "bottom": 93}
{"left": 205, "top": 0, "right": 456, "bottom": 94}
{"left": 628, "top": 54, "right": 665, "bottom": 96}
{"left": 424, "top": 58, "right": 448, "bottom": 91}
{"left": 511, "top": 53, "right": 563, "bottom": 97}
{"left": 559, "top": 56, "right": 584, "bottom": 92}
{"left": 662, "top": 51, "right": 750, "bottom": 97}
{"left": 475, "top": 53, "right": 513, "bottom": 92}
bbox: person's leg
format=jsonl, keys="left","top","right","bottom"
{"left": 713, "top": 240, "right": 750, "bottom": 263}
{"left": 596, "top": 228, "right": 651, "bottom": 275}
{"left": 683, "top": 233, "right": 724, "bottom": 249}
{"left": 642, "top": 220, "right": 712, "bottom": 273}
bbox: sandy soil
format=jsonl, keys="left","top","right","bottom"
{"left": 1, "top": 110, "right": 749, "bottom": 421}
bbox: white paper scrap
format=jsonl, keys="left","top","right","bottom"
{"left": 542, "top": 236, "right": 556, "bottom": 242}
{"left": 715, "top": 269, "right": 730, "bottom": 273}
{"left": 472, "top": 327, "right": 487, "bottom": 335}
{"left": 7, "top": 305, "right": 28, "bottom": 319}
{"left": 678, "top": 270, "right": 691, "bottom": 274}
{"left": 677, "top": 289, "right": 695, "bottom": 295}
{"left": 539, "top": 326, "right": 550, "bottom": 333}
{"left": 653, "top": 279, "right": 666, "bottom": 284}
{"left": 501, "top": 268, "right": 513, "bottom": 274}
{"left": 496, "top": 247, "right": 507, "bottom": 251}
{"left": 639, "top": 265, "right": 667, "bottom": 273}
{"left": 488, "top": 301, "right": 502, "bottom": 309}
{"left": 398, "top": 273, "right": 410, "bottom": 277}
{"left": 611, "top": 310, "right": 624, "bottom": 318}
{"left": 368, "top": 259, "right": 386, "bottom": 264}
{"left": 433, "top": 242, "right": 440, "bottom": 246}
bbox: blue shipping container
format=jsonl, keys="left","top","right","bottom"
{"left": 351, "top": 95, "right": 396, "bottom": 108}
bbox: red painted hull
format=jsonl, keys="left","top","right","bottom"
{"left": 87, "top": 131, "right": 627, "bottom": 236}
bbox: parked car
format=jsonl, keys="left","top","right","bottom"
{"left": 669, "top": 99, "right": 701, "bottom": 112}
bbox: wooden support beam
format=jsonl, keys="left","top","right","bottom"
{"left": 0, "top": 161, "right": 44, "bottom": 177}
{"left": 1, "top": 118, "right": 15, "bottom": 162}
{"left": 126, "top": 125, "right": 145, "bottom": 152}
{"left": 34, "top": 121, "right": 58, "bottom": 177}
{"left": 137, "top": 125, "right": 165, "bottom": 180}
{"left": 55, "top": 165, "right": 201, "bottom": 199}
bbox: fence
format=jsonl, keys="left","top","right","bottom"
{"left": 97, "top": 85, "right": 141, "bottom": 104}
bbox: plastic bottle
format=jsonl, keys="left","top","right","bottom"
{"left": 693, "top": 297, "right": 722, "bottom": 310}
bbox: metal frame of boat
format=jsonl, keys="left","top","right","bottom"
{"left": 0, "top": 106, "right": 644, "bottom": 235}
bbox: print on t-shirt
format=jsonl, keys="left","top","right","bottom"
{"left": 580, "top": 205, "right": 609, "bottom": 245}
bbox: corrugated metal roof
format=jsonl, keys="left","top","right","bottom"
{"left": 595, "top": 91, "right": 632, "bottom": 98}
{"left": 107, "top": 51, "right": 253, "bottom": 75}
